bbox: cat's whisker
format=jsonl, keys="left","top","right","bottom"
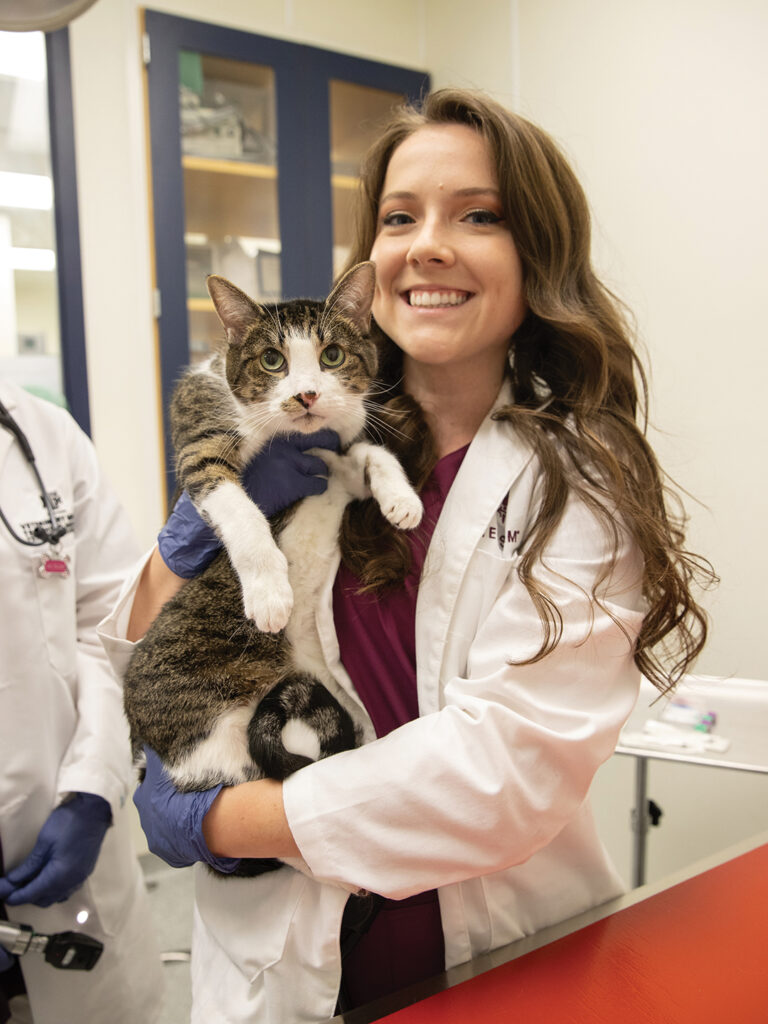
{"left": 363, "top": 412, "right": 412, "bottom": 446}
{"left": 367, "top": 375, "right": 405, "bottom": 398}
{"left": 362, "top": 418, "right": 387, "bottom": 447}
{"left": 273, "top": 302, "right": 283, "bottom": 339}
{"left": 320, "top": 291, "right": 349, "bottom": 336}
{"left": 258, "top": 302, "right": 285, "bottom": 347}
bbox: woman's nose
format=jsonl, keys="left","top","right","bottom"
{"left": 406, "top": 220, "right": 455, "bottom": 266}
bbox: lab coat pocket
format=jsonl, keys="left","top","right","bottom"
{"left": 77, "top": 802, "right": 141, "bottom": 937}
{"left": 460, "top": 547, "right": 520, "bottom": 631}
{"left": 194, "top": 863, "right": 311, "bottom": 983}
{"left": 31, "top": 533, "right": 78, "bottom": 678}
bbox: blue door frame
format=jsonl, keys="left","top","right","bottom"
{"left": 46, "top": 28, "right": 90, "bottom": 435}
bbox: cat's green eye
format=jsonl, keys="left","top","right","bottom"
{"left": 320, "top": 344, "right": 345, "bottom": 368}
{"left": 260, "top": 348, "right": 286, "bottom": 372}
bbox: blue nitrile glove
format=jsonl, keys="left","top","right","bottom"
{"left": 0, "top": 794, "right": 112, "bottom": 908}
{"left": 158, "top": 429, "right": 340, "bottom": 578}
{"left": 133, "top": 748, "right": 241, "bottom": 873}
{"left": 0, "top": 945, "right": 14, "bottom": 972}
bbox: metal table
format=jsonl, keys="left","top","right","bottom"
{"left": 615, "top": 673, "right": 768, "bottom": 886}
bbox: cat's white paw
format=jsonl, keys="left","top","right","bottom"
{"left": 380, "top": 492, "right": 423, "bottom": 531}
{"left": 242, "top": 570, "right": 294, "bottom": 633}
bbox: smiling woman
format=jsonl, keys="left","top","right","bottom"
{"left": 104, "top": 87, "right": 715, "bottom": 1024}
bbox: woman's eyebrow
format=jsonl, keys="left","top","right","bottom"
{"left": 380, "top": 187, "right": 500, "bottom": 203}
{"left": 453, "top": 187, "right": 501, "bottom": 198}
{"left": 379, "top": 190, "right": 417, "bottom": 204}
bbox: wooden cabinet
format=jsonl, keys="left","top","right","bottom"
{"left": 142, "top": 11, "right": 428, "bottom": 487}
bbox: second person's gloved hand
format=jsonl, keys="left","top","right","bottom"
{"left": 0, "top": 793, "right": 112, "bottom": 908}
{"left": 158, "top": 429, "right": 339, "bottom": 578}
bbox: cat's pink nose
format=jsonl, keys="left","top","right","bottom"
{"left": 296, "top": 391, "right": 318, "bottom": 409}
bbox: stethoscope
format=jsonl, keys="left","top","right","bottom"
{"left": 0, "top": 396, "right": 70, "bottom": 551}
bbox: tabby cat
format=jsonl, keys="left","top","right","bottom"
{"left": 123, "top": 262, "right": 422, "bottom": 872}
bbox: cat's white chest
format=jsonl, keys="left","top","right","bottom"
{"left": 279, "top": 443, "right": 423, "bottom": 683}
{"left": 279, "top": 476, "right": 351, "bottom": 683}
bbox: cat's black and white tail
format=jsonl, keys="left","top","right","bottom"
{"left": 247, "top": 674, "right": 359, "bottom": 780}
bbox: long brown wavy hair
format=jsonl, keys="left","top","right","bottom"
{"left": 339, "top": 88, "right": 716, "bottom": 693}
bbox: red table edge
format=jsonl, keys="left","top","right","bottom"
{"left": 327, "top": 828, "right": 768, "bottom": 1024}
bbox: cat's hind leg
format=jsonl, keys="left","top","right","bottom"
{"left": 167, "top": 701, "right": 260, "bottom": 791}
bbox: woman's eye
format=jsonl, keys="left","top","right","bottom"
{"left": 380, "top": 211, "right": 414, "bottom": 227}
{"left": 260, "top": 348, "right": 286, "bottom": 372}
{"left": 464, "top": 209, "right": 503, "bottom": 225}
{"left": 320, "top": 344, "right": 345, "bottom": 368}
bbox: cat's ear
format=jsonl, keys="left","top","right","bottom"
{"left": 325, "top": 261, "right": 376, "bottom": 334}
{"left": 206, "top": 275, "right": 265, "bottom": 347}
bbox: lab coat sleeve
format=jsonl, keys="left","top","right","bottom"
{"left": 55, "top": 415, "right": 142, "bottom": 816}
{"left": 97, "top": 545, "right": 156, "bottom": 682}
{"left": 282, "top": 488, "right": 645, "bottom": 899}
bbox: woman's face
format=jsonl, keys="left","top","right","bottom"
{"left": 369, "top": 123, "right": 527, "bottom": 386}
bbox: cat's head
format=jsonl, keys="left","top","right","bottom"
{"left": 207, "top": 262, "right": 378, "bottom": 446}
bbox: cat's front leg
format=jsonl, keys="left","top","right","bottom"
{"left": 200, "top": 481, "right": 293, "bottom": 633}
{"left": 343, "top": 443, "right": 423, "bottom": 530}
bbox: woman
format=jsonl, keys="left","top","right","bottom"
{"left": 100, "top": 89, "right": 712, "bottom": 1022}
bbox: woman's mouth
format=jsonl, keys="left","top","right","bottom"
{"left": 404, "top": 289, "right": 471, "bottom": 308}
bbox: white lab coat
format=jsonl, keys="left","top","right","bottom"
{"left": 100, "top": 381, "right": 644, "bottom": 1024}
{"left": 0, "top": 380, "right": 163, "bottom": 1024}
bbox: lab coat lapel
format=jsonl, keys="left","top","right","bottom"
{"left": 0, "top": 384, "right": 19, "bottom": 475}
{"left": 415, "top": 382, "right": 532, "bottom": 712}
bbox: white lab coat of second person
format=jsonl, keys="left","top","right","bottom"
{"left": 0, "top": 379, "right": 163, "bottom": 1024}
{"left": 100, "top": 381, "right": 644, "bottom": 1024}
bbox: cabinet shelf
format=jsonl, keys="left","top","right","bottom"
{"left": 182, "top": 154, "right": 277, "bottom": 179}
{"left": 183, "top": 155, "right": 358, "bottom": 190}
{"left": 187, "top": 296, "right": 215, "bottom": 312}
{"left": 183, "top": 159, "right": 280, "bottom": 240}
{"left": 331, "top": 172, "right": 359, "bottom": 191}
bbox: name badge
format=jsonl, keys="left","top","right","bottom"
{"left": 39, "top": 552, "right": 70, "bottom": 578}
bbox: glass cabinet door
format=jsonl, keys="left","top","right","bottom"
{"left": 179, "top": 54, "right": 280, "bottom": 362}
{"left": 329, "top": 80, "right": 407, "bottom": 278}
{"left": 144, "top": 11, "right": 428, "bottom": 492}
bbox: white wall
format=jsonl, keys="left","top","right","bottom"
{"left": 423, "top": 0, "right": 518, "bottom": 100}
{"left": 513, "top": 0, "right": 768, "bottom": 884}
{"left": 515, "top": 0, "right": 768, "bottom": 682}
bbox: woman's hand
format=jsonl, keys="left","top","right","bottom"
{"left": 128, "top": 430, "right": 339, "bottom": 641}
{"left": 157, "top": 430, "right": 340, "bottom": 579}
{"left": 134, "top": 749, "right": 300, "bottom": 866}
{"left": 132, "top": 748, "right": 241, "bottom": 872}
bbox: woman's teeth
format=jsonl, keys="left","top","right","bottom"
{"left": 408, "top": 290, "right": 469, "bottom": 307}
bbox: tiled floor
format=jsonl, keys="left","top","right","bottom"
{"left": 140, "top": 854, "right": 195, "bottom": 1024}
